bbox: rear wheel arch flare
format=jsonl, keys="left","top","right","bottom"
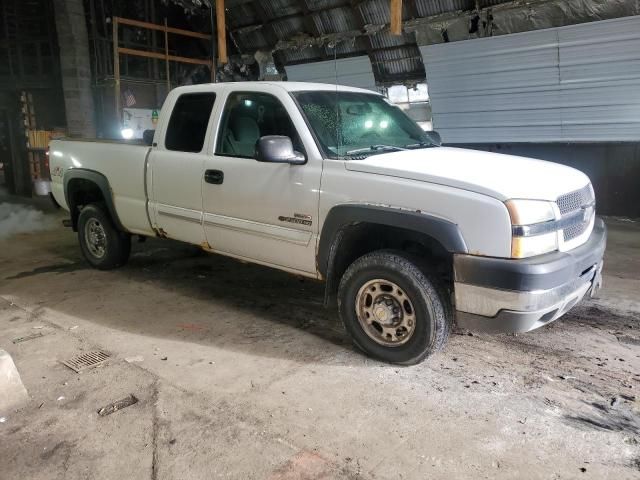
{"left": 63, "top": 169, "right": 126, "bottom": 232}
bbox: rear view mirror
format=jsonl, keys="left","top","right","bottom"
{"left": 346, "top": 104, "right": 372, "bottom": 116}
{"left": 256, "top": 136, "right": 305, "bottom": 165}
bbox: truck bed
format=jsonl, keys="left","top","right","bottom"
{"left": 49, "top": 138, "right": 154, "bottom": 236}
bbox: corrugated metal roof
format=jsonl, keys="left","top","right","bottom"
{"left": 415, "top": 0, "right": 472, "bottom": 17}
{"left": 372, "top": 46, "right": 425, "bottom": 80}
{"left": 221, "top": 0, "right": 629, "bottom": 87}
{"left": 312, "top": 6, "right": 358, "bottom": 34}
{"left": 271, "top": 17, "right": 307, "bottom": 40}
{"left": 235, "top": 29, "right": 270, "bottom": 51}
{"left": 261, "top": 0, "right": 301, "bottom": 19}
{"left": 368, "top": 31, "right": 411, "bottom": 50}
{"left": 307, "top": 0, "right": 345, "bottom": 11}
{"left": 227, "top": 3, "right": 259, "bottom": 28}
{"left": 414, "top": 0, "right": 518, "bottom": 17}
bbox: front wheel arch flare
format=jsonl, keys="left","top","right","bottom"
{"left": 318, "top": 204, "right": 467, "bottom": 278}
{"left": 319, "top": 205, "right": 466, "bottom": 306}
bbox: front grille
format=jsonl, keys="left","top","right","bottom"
{"left": 563, "top": 221, "right": 589, "bottom": 241}
{"left": 556, "top": 184, "right": 595, "bottom": 242}
{"left": 557, "top": 185, "right": 594, "bottom": 215}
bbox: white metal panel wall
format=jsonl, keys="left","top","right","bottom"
{"left": 285, "top": 55, "right": 377, "bottom": 92}
{"left": 421, "top": 16, "right": 640, "bottom": 143}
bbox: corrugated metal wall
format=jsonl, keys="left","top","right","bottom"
{"left": 421, "top": 16, "right": 640, "bottom": 144}
{"left": 284, "top": 55, "right": 377, "bottom": 91}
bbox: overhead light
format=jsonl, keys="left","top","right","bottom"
{"left": 244, "top": 99, "right": 253, "bottom": 107}
{"left": 379, "top": 120, "right": 389, "bottom": 129}
{"left": 364, "top": 120, "right": 373, "bottom": 129}
{"left": 121, "top": 128, "right": 134, "bottom": 139}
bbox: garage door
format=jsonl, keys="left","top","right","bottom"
{"left": 421, "top": 15, "right": 640, "bottom": 144}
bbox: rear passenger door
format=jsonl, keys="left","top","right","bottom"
{"left": 149, "top": 91, "right": 217, "bottom": 245}
{"left": 201, "top": 87, "right": 322, "bottom": 275}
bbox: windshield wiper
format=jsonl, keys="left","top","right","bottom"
{"left": 405, "top": 142, "right": 436, "bottom": 149}
{"left": 345, "top": 144, "right": 407, "bottom": 156}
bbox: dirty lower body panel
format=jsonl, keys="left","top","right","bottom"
{"left": 454, "top": 218, "right": 607, "bottom": 333}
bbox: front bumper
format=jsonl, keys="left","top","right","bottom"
{"left": 454, "top": 217, "right": 607, "bottom": 333}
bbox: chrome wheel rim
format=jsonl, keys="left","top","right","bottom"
{"left": 84, "top": 218, "right": 107, "bottom": 259}
{"left": 355, "top": 279, "right": 416, "bottom": 347}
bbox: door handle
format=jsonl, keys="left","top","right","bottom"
{"left": 204, "top": 169, "right": 224, "bottom": 185}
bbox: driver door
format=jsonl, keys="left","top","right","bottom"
{"left": 201, "top": 87, "right": 322, "bottom": 275}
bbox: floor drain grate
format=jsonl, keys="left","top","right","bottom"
{"left": 61, "top": 350, "right": 111, "bottom": 373}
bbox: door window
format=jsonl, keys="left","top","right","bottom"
{"left": 165, "top": 93, "right": 216, "bottom": 153}
{"left": 215, "top": 92, "right": 303, "bottom": 158}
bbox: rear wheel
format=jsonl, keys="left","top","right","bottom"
{"left": 78, "top": 204, "right": 131, "bottom": 270}
{"left": 338, "top": 250, "right": 451, "bottom": 365}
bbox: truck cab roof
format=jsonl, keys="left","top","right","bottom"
{"left": 169, "top": 81, "right": 381, "bottom": 96}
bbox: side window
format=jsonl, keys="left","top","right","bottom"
{"left": 215, "top": 92, "right": 303, "bottom": 158}
{"left": 165, "top": 93, "right": 216, "bottom": 152}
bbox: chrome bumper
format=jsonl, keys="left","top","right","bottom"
{"left": 454, "top": 218, "right": 606, "bottom": 334}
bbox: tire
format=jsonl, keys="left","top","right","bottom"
{"left": 338, "top": 250, "right": 451, "bottom": 365}
{"left": 77, "top": 204, "right": 131, "bottom": 270}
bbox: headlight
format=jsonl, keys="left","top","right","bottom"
{"left": 506, "top": 199, "right": 555, "bottom": 225}
{"left": 505, "top": 199, "right": 558, "bottom": 258}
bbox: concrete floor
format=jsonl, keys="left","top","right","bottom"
{"left": 0, "top": 195, "right": 639, "bottom": 479}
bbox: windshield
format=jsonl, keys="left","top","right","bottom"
{"left": 292, "top": 90, "right": 436, "bottom": 159}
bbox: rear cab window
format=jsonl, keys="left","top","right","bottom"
{"left": 165, "top": 93, "right": 216, "bottom": 152}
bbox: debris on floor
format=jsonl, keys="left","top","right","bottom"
{"left": 12, "top": 332, "right": 45, "bottom": 344}
{"left": 124, "top": 355, "right": 144, "bottom": 363}
{"left": 97, "top": 394, "right": 139, "bottom": 416}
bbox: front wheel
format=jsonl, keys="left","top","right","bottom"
{"left": 338, "top": 250, "right": 451, "bottom": 365}
{"left": 78, "top": 204, "right": 131, "bottom": 270}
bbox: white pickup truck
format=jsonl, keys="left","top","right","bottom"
{"left": 49, "top": 81, "right": 606, "bottom": 364}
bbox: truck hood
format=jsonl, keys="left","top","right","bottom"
{"left": 344, "top": 147, "right": 590, "bottom": 202}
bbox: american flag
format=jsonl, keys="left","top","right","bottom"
{"left": 123, "top": 89, "right": 136, "bottom": 107}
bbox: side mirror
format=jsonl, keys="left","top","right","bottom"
{"left": 143, "top": 129, "right": 155, "bottom": 146}
{"left": 256, "top": 136, "right": 305, "bottom": 165}
{"left": 424, "top": 130, "right": 442, "bottom": 146}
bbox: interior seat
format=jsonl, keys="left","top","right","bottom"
{"left": 227, "top": 115, "right": 260, "bottom": 157}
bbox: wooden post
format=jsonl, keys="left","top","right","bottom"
{"left": 164, "top": 18, "right": 171, "bottom": 91}
{"left": 390, "top": 0, "right": 402, "bottom": 35}
{"left": 210, "top": 5, "right": 217, "bottom": 81}
{"left": 113, "top": 17, "right": 121, "bottom": 122}
{"left": 216, "top": 0, "right": 227, "bottom": 64}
